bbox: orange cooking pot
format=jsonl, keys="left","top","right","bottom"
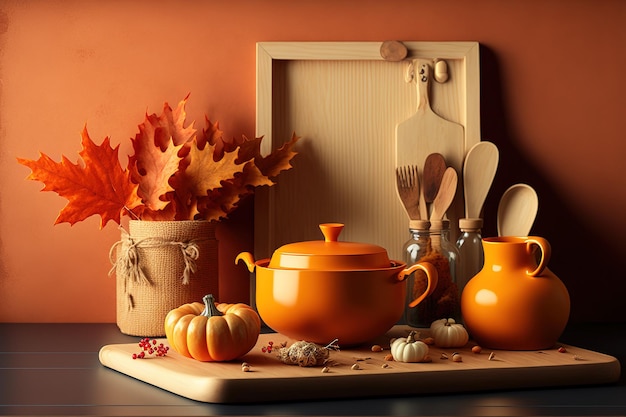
{"left": 236, "top": 223, "right": 438, "bottom": 346}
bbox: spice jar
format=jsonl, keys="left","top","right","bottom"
{"left": 403, "top": 219, "right": 459, "bottom": 327}
{"left": 456, "top": 218, "right": 484, "bottom": 298}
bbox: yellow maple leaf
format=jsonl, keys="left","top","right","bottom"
{"left": 170, "top": 138, "right": 244, "bottom": 219}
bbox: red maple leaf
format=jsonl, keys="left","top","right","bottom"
{"left": 17, "top": 127, "right": 142, "bottom": 228}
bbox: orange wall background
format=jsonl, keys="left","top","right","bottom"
{"left": 1, "top": 0, "right": 624, "bottom": 323}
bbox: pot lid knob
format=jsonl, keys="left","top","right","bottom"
{"left": 319, "top": 223, "right": 344, "bottom": 242}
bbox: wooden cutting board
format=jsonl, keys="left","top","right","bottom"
{"left": 395, "top": 60, "right": 465, "bottom": 175}
{"left": 99, "top": 325, "right": 620, "bottom": 404}
{"left": 395, "top": 59, "right": 465, "bottom": 227}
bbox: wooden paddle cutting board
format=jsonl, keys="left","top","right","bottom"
{"left": 396, "top": 60, "right": 465, "bottom": 173}
{"left": 396, "top": 60, "right": 465, "bottom": 227}
{"left": 99, "top": 325, "right": 620, "bottom": 404}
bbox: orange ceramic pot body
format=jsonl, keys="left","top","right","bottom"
{"left": 236, "top": 223, "right": 437, "bottom": 346}
{"left": 461, "top": 236, "right": 570, "bottom": 350}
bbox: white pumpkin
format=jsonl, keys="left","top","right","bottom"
{"left": 390, "top": 331, "right": 429, "bottom": 363}
{"left": 430, "top": 318, "right": 469, "bottom": 348}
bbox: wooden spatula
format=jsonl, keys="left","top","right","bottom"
{"left": 430, "top": 167, "right": 458, "bottom": 221}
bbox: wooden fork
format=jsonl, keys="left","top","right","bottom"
{"left": 395, "top": 165, "right": 421, "bottom": 220}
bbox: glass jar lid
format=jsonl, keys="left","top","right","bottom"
{"left": 268, "top": 223, "right": 391, "bottom": 270}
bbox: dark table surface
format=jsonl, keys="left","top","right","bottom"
{"left": 1, "top": 322, "right": 625, "bottom": 416}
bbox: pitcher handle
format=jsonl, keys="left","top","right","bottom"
{"left": 398, "top": 262, "right": 439, "bottom": 308}
{"left": 526, "top": 236, "right": 551, "bottom": 277}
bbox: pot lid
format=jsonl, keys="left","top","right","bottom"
{"left": 268, "top": 223, "right": 391, "bottom": 270}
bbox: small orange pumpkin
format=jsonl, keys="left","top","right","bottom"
{"left": 164, "top": 294, "right": 261, "bottom": 362}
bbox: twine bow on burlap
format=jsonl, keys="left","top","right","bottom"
{"left": 109, "top": 227, "right": 205, "bottom": 285}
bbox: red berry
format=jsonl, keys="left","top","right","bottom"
{"left": 131, "top": 338, "right": 170, "bottom": 359}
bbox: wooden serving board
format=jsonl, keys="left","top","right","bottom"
{"left": 99, "top": 326, "right": 620, "bottom": 404}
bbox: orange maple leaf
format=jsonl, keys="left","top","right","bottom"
{"left": 129, "top": 111, "right": 186, "bottom": 212}
{"left": 143, "top": 95, "right": 197, "bottom": 148}
{"left": 199, "top": 118, "right": 225, "bottom": 154}
{"left": 254, "top": 133, "right": 300, "bottom": 178}
{"left": 196, "top": 162, "right": 273, "bottom": 221}
{"left": 17, "top": 127, "right": 142, "bottom": 228}
{"left": 170, "top": 138, "right": 244, "bottom": 219}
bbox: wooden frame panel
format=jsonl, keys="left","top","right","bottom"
{"left": 255, "top": 41, "right": 480, "bottom": 260}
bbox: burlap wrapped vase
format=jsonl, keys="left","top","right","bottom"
{"left": 110, "top": 220, "right": 218, "bottom": 336}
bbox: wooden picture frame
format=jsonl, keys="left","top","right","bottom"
{"left": 255, "top": 41, "right": 480, "bottom": 261}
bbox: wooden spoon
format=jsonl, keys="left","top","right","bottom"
{"left": 430, "top": 167, "right": 458, "bottom": 221}
{"left": 463, "top": 141, "right": 499, "bottom": 219}
{"left": 423, "top": 153, "right": 447, "bottom": 215}
{"left": 497, "top": 184, "right": 539, "bottom": 236}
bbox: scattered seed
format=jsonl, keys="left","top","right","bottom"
{"left": 371, "top": 344, "right": 383, "bottom": 352}
{"left": 488, "top": 352, "right": 495, "bottom": 361}
{"left": 351, "top": 363, "right": 361, "bottom": 370}
{"left": 471, "top": 345, "right": 482, "bottom": 354}
{"left": 321, "top": 366, "right": 330, "bottom": 373}
{"left": 381, "top": 363, "right": 390, "bottom": 368}
{"left": 241, "top": 362, "right": 249, "bottom": 367}
{"left": 384, "top": 353, "right": 394, "bottom": 361}
{"left": 558, "top": 346, "right": 567, "bottom": 353}
{"left": 241, "top": 365, "right": 251, "bottom": 372}
{"left": 452, "top": 353, "right": 463, "bottom": 362}
{"left": 574, "top": 355, "right": 584, "bottom": 361}
{"left": 440, "top": 352, "right": 449, "bottom": 360}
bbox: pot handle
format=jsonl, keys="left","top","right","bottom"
{"left": 398, "top": 262, "right": 439, "bottom": 308}
{"left": 235, "top": 252, "right": 256, "bottom": 273}
{"left": 525, "top": 236, "right": 551, "bottom": 277}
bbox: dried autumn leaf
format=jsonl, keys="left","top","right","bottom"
{"left": 238, "top": 133, "right": 300, "bottom": 177}
{"left": 17, "top": 127, "right": 142, "bottom": 228}
{"left": 198, "top": 184, "right": 239, "bottom": 222}
{"left": 196, "top": 162, "right": 272, "bottom": 221}
{"left": 143, "top": 94, "right": 197, "bottom": 149}
{"left": 231, "top": 161, "right": 275, "bottom": 190}
{"left": 198, "top": 117, "right": 240, "bottom": 159}
{"left": 170, "top": 138, "right": 244, "bottom": 219}
{"left": 180, "top": 139, "right": 242, "bottom": 195}
{"left": 258, "top": 132, "right": 300, "bottom": 177}
{"left": 129, "top": 123, "right": 184, "bottom": 212}
{"left": 17, "top": 96, "right": 300, "bottom": 226}
{"left": 128, "top": 96, "right": 196, "bottom": 213}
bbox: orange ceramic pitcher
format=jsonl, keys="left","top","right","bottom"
{"left": 460, "top": 236, "right": 570, "bottom": 350}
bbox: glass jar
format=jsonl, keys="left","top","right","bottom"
{"left": 403, "top": 219, "right": 460, "bottom": 327}
{"left": 456, "top": 218, "right": 484, "bottom": 298}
